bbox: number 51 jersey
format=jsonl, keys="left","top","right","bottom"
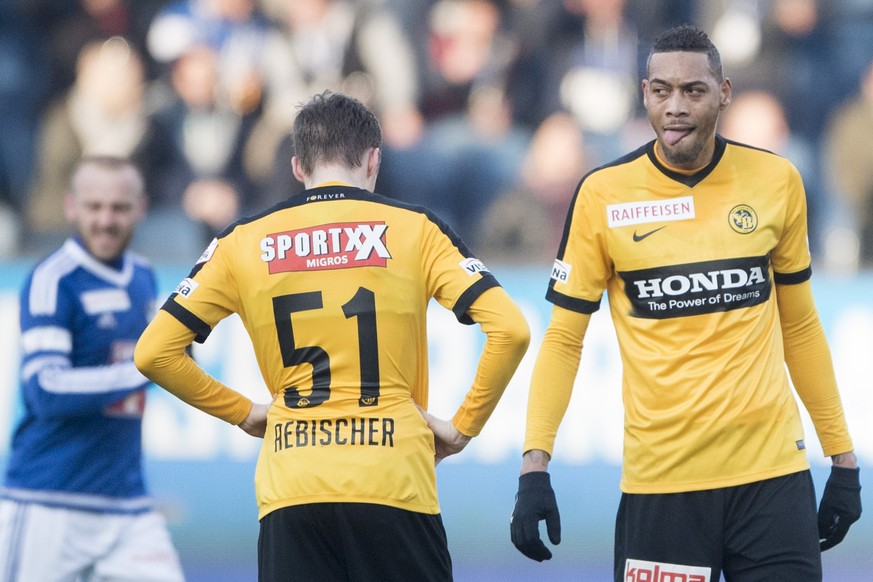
{"left": 163, "top": 185, "right": 499, "bottom": 518}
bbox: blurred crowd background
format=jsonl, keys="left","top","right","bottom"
{"left": 2, "top": 0, "right": 873, "bottom": 271}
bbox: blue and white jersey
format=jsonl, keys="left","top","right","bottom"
{"left": 2, "top": 238, "right": 157, "bottom": 513}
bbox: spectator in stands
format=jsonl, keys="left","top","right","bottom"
{"left": 250, "top": 0, "right": 423, "bottom": 206}
{"left": 379, "top": 0, "right": 529, "bottom": 248}
{"left": 0, "top": 3, "right": 50, "bottom": 256}
{"left": 145, "top": 43, "right": 258, "bottom": 256}
{"left": 718, "top": 90, "right": 824, "bottom": 254}
{"left": 533, "top": 0, "right": 642, "bottom": 165}
{"left": 147, "top": 0, "right": 270, "bottom": 117}
{"left": 26, "top": 37, "right": 154, "bottom": 251}
{"left": 822, "top": 57, "right": 873, "bottom": 271}
{"left": 478, "top": 112, "right": 588, "bottom": 264}
{"left": 705, "top": 0, "right": 837, "bottom": 145}
{"left": 824, "top": 0, "right": 873, "bottom": 111}
{"left": 47, "top": 0, "right": 164, "bottom": 97}
{"left": 495, "top": 0, "right": 563, "bottom": 132}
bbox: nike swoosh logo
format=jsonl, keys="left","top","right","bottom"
{"left": 632, "top": 226, "right": 667, "bottom": 242}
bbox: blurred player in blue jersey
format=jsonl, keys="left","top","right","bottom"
{"left": 0, "top": 156, "right": 184, "bottom": 581}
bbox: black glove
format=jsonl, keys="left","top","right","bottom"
{"left": 510, "top": 471, "right": 561, "bottom": 561}
{"left": 818, "top": 466, "right": 862, "bottom": 551}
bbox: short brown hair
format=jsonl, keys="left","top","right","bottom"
{"left": 292, "top": 92, "right": 383, "bottom": 176}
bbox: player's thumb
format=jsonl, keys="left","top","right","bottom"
{"left": 546, "top": 510, "right": 561, "bottom": 545}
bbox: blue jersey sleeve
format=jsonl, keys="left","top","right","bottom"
{"left": 19, "top": 273, "right": 148, "bottom": 418}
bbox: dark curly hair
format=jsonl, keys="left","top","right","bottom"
{"left": 647, "top": 24, "right": 723, "bottom": 82}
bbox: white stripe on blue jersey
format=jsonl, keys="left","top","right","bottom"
{"left": 20, "top": 326, "right": 72, "bottom": 354}
{"left": 28, "top": 247, "right": 78, "bottom": 316}
{"left": 36, "top": 361, "right": 148, "bottom": 395}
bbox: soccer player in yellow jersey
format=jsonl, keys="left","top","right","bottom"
{"left": 510, "top": 25, "right": 861, "bottom": 581}
{"left": 134, "top": 92, "right": 530, "bottom": 581}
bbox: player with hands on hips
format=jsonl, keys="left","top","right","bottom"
{"left": 135, "top": 91, "right": 530, "bottom": 582}
{"left": 511, "top": 24, "right": 860, "bottom": 581}
{"left": 237, "top": 401, "right": 272, "bottom": 438}
{"left": 417, "top": 405, "right": 472, "bottom": 465}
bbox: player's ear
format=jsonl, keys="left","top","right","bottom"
{"left": 719, "top": 78, "right": 732, "bottom": 110}
{"left": 291, "top": 156, "right": 307, "bottom": 184}
{"left": 367, "top": 148, "right": 381, "bottom": 178}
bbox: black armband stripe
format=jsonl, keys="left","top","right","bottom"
{"left": 774, "top": 266, "right": 812, "bottom": 285}
{"left": 161, "top": 295, "right": 212, "bottom": 343}
{"left": 546, "top": 287, "right": 601, "bottom": 314}
{"left": 453, "top": 275, "right": 501, "bottom": 325}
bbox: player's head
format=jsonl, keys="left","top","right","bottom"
{"left": 65, "top": 156, "right": 146, "bottom": 262}
{"left": 291, "top": 91, "right": 383, "bottom": 178}
{"left": 642, "top": 24, "right": 732, "bottom": 170}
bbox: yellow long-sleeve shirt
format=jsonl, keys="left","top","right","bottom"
{"left": 524, "top": 137, "right": 853, "bottom": 493}
{"left": 136, "top": 184, "right": 529, "bottom": 517}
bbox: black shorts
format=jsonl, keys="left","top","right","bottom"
{"left": 258, "top": 502, "right": 452, "bottom": 582}
{"left": 614, "top": 470, "right": 821, "bottom": 582}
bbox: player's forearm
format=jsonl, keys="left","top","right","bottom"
{"left": 135, "top": 310, "right": 252, "bottom": 425}
{"left": 777, "top": 282, "right": 854, "bottom": 455}
{"left": 25, "top": 361, "right": 146, "bottom": 418}
{"left": 523, "top": 306, "right": 589, "bottom": 457}
{"left": 523, "top": 307, "right": 590, "bottom": 455}
{"left": 451, "top": 287, "right": 530, "bottom": 436}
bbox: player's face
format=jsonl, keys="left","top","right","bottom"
{"left": 66, "top": 167, "right": 145, "bottom": 262}
{"left": 643, "top": 51, "right": 731, "bottom": 170}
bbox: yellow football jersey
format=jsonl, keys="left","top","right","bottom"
{"left": 162, "top": 185, "right": 501, "bottom": 517}
{"left": 546, "top": 137, "right": 829, "bottom": 493}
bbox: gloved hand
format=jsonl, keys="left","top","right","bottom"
{"left": 818, "top": 466, "right": 862, "bottom": 551}
{"left": 510, "top": 471, "right": 561, "bottom": 561}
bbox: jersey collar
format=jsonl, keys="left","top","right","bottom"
{"left": 646, "top": 135, "right": 727, "bottom": 188}
{"left": 64, "top": 238, "right": 134, "bottom": 287}
{"left": 297, "top": 184, "right": 374, "bottom": 204}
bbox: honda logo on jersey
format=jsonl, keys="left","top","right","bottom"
{"left": 619, "top": 255, "right": 771, "bottom": 319}
{"left": 260, "top": 222, "right": 391, "bottom": 272}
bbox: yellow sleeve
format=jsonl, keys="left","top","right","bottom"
{"left": 771, "top": 162, "right": 812, "bottom": 274}
{"left": 776, "top": 280, "right": 853, "bottom": 456}
{"left": 522, "top": 305, "right": 591, "bottom": 457}
{"left": 451, "top": 286, "right": 530, "bottom": 437}
{"left": 134, "top": 309, "right": 253, "bottom": 425}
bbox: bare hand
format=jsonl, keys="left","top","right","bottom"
{"left": 416, "top": 405, "right": 472, "bottom": 465}
{"left": 238, "top": 401, "right": 270, "bottom": 438}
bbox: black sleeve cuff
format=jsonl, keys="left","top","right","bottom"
{"left": 453, "top": 275, "right": 501, "bottom": 325}
{"left": 773, "top": 266, "right": 812, "bottom": 285}
{"left": 545, "top": 287, "right": 601, "bottom": 314}
{"left": 161, "top": 295, "right": 212, "bottom": 343}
